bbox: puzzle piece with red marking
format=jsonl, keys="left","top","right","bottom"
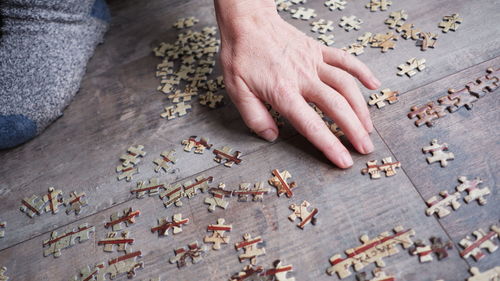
{"left": 230, "top": 265, "right": 264, "bottom": 281}
{"left": 131, "top": 178, "right": 165, "bottom": 199}
{"left": 459, "top": 228, "right": 498, "bottom": 261}
{"left": 422, "top": 139, "right": 454, "bottom": 167}
{"left": 269, "top": 169, "right": 298, "bottom": 197}
{"left": 409, "top": 240, "right": 433, "bottom": 262}
{"left": 365, "top": 0, "right": 392, "bottom": 11}
{"left": 261, "top": 260, "right": 295, "bottom": 281}
{"left": 98, "top": 231, "right": 134, "bottom": 253}
{"left": 368, "top": 88, "right": 399, "bottom": 108}
{"left": 235, "top": 233, "right": 266, "bottom": 265}
{"left": 288, "top": 201, "right": 318, "bottom": 229}
{"left": 408, "top": 102, "right": 446, "bottom": 127}
{"left": 235, "top": 182, "right": 270, "bottom": 202}
{"left": 204, "top": 218, "right": 232, "bottom": 250}
{"left": 181, "top": 136, "right": 213, "bottom": 153}
{"left": 361, "top": 157, "right": 401, "bottom": 179}
{"left": 213, "top": 146, "right": 242, "bottom": 167}
{"left": 116, "top": 163, "right": 138, "bottom": 182}
{"left": 160, "top": 183, "right": 185, "bottom": 208}
{"left": 70, "top": 264, "right": 103, "bottom": 281}
{"left": 119, "top": 145, "right": 146, "bottom": 166}
{"left": 42, "top": 187, "right": 64, "bottom": 214}
{"left": 167, "top": 88, "right": 197, "bottom": 103}
{"left": 183, "top": 175, "right": 213, "bottom": 198}
{"left": 430, "top": 236, "right": 453, "bottom": 260}
{"left": 169, "top": 241, "right": 207, "bottom": 268}
{"left": 204, "top": 183, "right": 232, "bottom": 212}
{"left": 20, "top": 194, "right": 45, "bottom": 217}
{"left": 64, "top": 191, "right": 87, "bottom": 215}
{"left": 153, "top": 150, "right": 176, "bottom": 173}
{"left": 151, "top": 213, "right": 189, "bottom": 236}
{"left": 456, "top": 176, "right": 490, "bottom": 205}
{"left": 425, "top": 190, "right": 461, "bottom": 218}
{"left": 43, "top": 223, "right": 95, "bottom": 258}
{"left": 100, "top": 251, "right": 144, "bottom": 280}
{"left": 105, "top": 208, "right": 140, "bottom": 231}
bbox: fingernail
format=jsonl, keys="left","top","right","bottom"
{"left": 259, "top": 129, "right": 278, "bottom": 142}
{"left": 341, "top": 150, "right": 353, "bottom": 168}
{"left": 362, "top": 135, "right": 374, "bottom": 154}
{"left": 372, "top": 77, "right": 381, "bottom": 88}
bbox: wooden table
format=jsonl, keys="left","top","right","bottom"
{"left": 0, "top": 0, "right": 499, "bottom": 280}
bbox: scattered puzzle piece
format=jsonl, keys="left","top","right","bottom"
{"left": 161, "top": 102, "right": 192, "bottom": 120}
{"left": 416, "top": 32, "right": 438, "bottom": 51}
{"left": 64, "top": 191, "right": 87, "bottom": 215}
{"left": 199, "top": 91, "right": 224, "bottom": 108}
{"left": 105, "top": 208, "right": 140, "bottom": 231}
{"left": 361, "top": 157, "right": 401, "bottom": 179}
{"left": 20, "top": 194, "right": 45, "bottom": 217}
{"left": 289, "top": 200, "right": 318, "bottom": 229}
{"left": 183, "top": 175, "right": 213, "bottom": 198}
{"left": 438, "top": 13, "right": 463, "bottom": 33}
{"left": 342, "top": 43, "right": 365, "bottom": 56}
{"left": 467, "top": 266, "right": 500, "bottom": 281}
{"left": 70, "top": 264, "right": 103, "bottom": 281}
{"left": 456, "top": 176, "right": 490, "bottom": 205}
{"left": 409, "top": 240, "right": 434, "bottom": 262}
{"left": 0, "top": 267, "right": 8, "bottom": 281}
{"left": 357, "top": 32, "right": 373, "bottom": 47}
{"left": 430, "top": 236, "right": 453, "bottom": 260}
{"left": 120, "top": 145, "right": 146, "bottom": 166}
{"left": 326, "top": 121, "right": 345, "bottom": 138}
{"left": 131, "top": 178, "right": 165, "bottom": 199}
{"left": 425, "top": 190, "right": 461, "bottom": 218}
{"left": 408, "top": 102, "right": 446, "bottom": 127}
{"left": 43, "top": 223, "right": 95, "bottom": 258}
{"left": 116, "top": 163, "right": 138, "bottom": 182}
{"left": 42, "top": 187, "right": 64, "bottom": 214}
{"left": 160, "top": 183, "right": 185, "bottom": 208}
{"left": 311, "top": 19, "right": 334, "bottom": 33}
{"left": 396, "top": 23, "right": 421, "bottom": 40}
{"left": 153, "top": 150, "right": 176, "bottom": 173}
{"left": 368, "top": 88, "right": 399, "bottom": 108}
{"left": 385, "top": 10, "right": 408, "bottom": 28}
{"left": 370, "top": 32, "right": 397, "bottom": 52}
{"left": 0, "top": 221, "right": 5, "bottom": 238}
{"left": 422, "top": 139, "right": 454, "bottom": 167}
{"left": 169, "top": 241, "right": 207, "bottom": 268}
{"left": 397, "top": 58, "right": 426, "bottom": 77}
{"left": 269, "top": 169, "right": 298, "bottom": 197}
{"left": 173, "top": 17, "right": 199, "bottom": 29}
{"left": 291, "top": 7, "right": 317, "bottom": 20}
{"left": 318, "top": 34, "right": 335, "bottom": 46}
{"left": 235, "top": 182, "right": 270, "bottom": 202}
{"left": 324, "top": 0, "right": 346, "bottom": 11}
{"left": 204, "top": 218, "right": 232, "bottom": 250}
{"left": 101, "top": 251, "right": 144, "bottom": 280}
{"left": 98, "top": 231, "right": 134, "bottom": 253}
{"left": 339, "top": 16, "right": 363, "bottom": 31}
{"left": 168, "top": 88, "right": 197, "bottom": 103}
{"left": 356, "top": 269, "right": 395, "bottom": 281}
{"left": 181, "top": 136, "right": 213, "bottom": 153}
{"left": 205, "top": 183, "right": 232, "bottom": 212}
{"left": 230, "top": 265, "right": 264, "bottom": 281}
{"left": 235, "top": 233, "right": 266, "bottom": 265}
{"left": 365, "top": 0, "right": 392, "bottom": 11}
{"left": 151, "top": 213, "right": 189, "bottom": 236}
{"left": 459, "top": 228, "right": 498, "bottom": 261}
{"left": 261, "top": 260, "right": 295, "bottom": 281}
{"left": 213, "top": 146, "right": 242, "bottom": 167}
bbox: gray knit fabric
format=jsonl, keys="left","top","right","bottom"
{"left": 0, "top": 0, "right": 108, "bottom": 136}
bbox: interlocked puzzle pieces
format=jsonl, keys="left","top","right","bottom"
{"left": 311, "top": 19, "right": 334, "bottom": 33}
{"left": 327, "top": 226, "right": 415, "bottom": 279}
{"left": 0, "top": 267, "right": 7, "bottom": 281}
{"left": 339, "top": 16, "right": 363, "bottom": 31}
{"left": 425, "top": 190, "right": 461, "bottom": 218}
{"left": 318, "top": 34, "right": 335, "bottom": 46}
{"left": 64, "top": 191, "right": 87, "bottom": 215}
{"left": 0, "top": 222, "right": 5, "bottom": 238}
{"left": 365, "top": 0, "right": 392, "bottom": 11}
{"left": 153, "top": 150, "right": 176, "bottom": 173}
{"left": 408, "top": 102, "right": 446, "bottom": 127}
{"left": 235, "top": 233, "right": 266, "bottom": 265}
{"left": 291, "top": 7, "right": 317, "bottom": 20}
{"left": 43, "top": 223, "right": 95, "bottom": 258}
{"left": 160, "top": 183, "right": 185, "bottom": 207}
{"left": 269, "top": 169, "right": 297, "bottom": 197}
{"left": 385, "top": 10, "right": 407, "bottom": 29}
{"left": 368, "top": 88, "right": 399, "bottom": 108}
{"left": 456, "top": 176, "right": 490, "bottom": 205}
{"left": 173, "top": 17, "right": 199, "bottom": 29}
{"left": 288, "top": 201, "right": 318, "bottom": 229}
{"left": 204, "top": 218, "right": 232, "bottom": 250}
{"left": 98, "top": 231, "right": 134, "bottom": 253}
{"left": 236, "top": 182, "right": 270, "bottom": 202}
{"left": 161, "top": 102, "right": 192, "bottom": 120}
{"left": 324, "top": 0, "right": 346, "bottom": 11}
{"left": 169, "top": 241, "right": 207, "bottom": 268}
{"left": 459, "top": 228, "right": 498, "bottom": 261}
{"left": 20, "top": 194, "right": 45, "bottom": 217}
{"left": 410, "top": 237, "right": 453, "bottom": 263}
{"left": 467, "top": 266, "right": 500, "bottom": 281}
{"left": 438, "top": 13, "right": 463, "bottom": 33}
{"left": 116, "top": 145, "right": 146, "bottom": 181}
{"left": 183, "top": 175, "right": 213, "bottom": 198}
{"left": 131, "top": 178, "right": 165, "bottom": 199}
{"left": 182, "top": 135, "right": 212, "bottom": 153}
{"left": 361, "top": 157, "right": 401, "bottom": 179}
{"left": 416, "top": 32, "right": 438, "bottom": 51}
{"left": 199, "top": 91, "right": 224, "bottom": 108}
{"left": 205, "top": 183, "right": 232, "bottom": 211}
{"left": 151, "top": 213, "right": 189, "bottom": 236}
{"left": 439, "top": 87, "right": 479, "bottom": 112}
{"left": 167, "top": 88, "right": 197, "bottom": 103}
{"left": 409, "top": 240, "right": 434, "bottom": 263}
{"left": 370, "top": 32, "right": 397, "bottom": 52}
{"left": 105, "top": 208, "right": 140, "bottom": 231}
{"left": 213, "top": 146, "right": 242, "bottom": 167}
{"left": 422, "top": 139, "right": 454, "bottom": 167}
{"left": 43, "top": 187, "right": 64, "bottom": 214}
{"left": 397, "top": 58, "right": 426, "bottom": 77}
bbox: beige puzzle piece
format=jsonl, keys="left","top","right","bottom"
{"left": 0, "top": 267, "right": 8, "bottom": 281}
{"left": 311, "top": 19, "right": 334, "bottom": 33}
{"left": 235, "top": 182, "right": 270, "bottom": 202}
{"left": 151, "top": 213, "right": 189, "bottom": 236}
{"left": 235, "top": 233, "right": 266, "bottom": 265}
{"left": 0, "top": 222, "right": 5, "bottom": 238}
{"left": 456, "top": 176, "right": 490, "bottom": 205}
{"left": 213, "top": 146, "right": 242, "bottom": 167}
{"left": 20, "top": 194, "right": 45, "bottom": 217}
{"left": 339, "top": 16, "right": 363, "bottom": 31}
{"left": 119, "top": 145, "right": 146, "bottom": 166}
{"left": 269, "top": 169, "right": 298, "bottom": 197}
{"left": 43, "top": 187, "right": 64, "bottom": 214}
{"left": 173, "top": 17, "right": 199, "bottom": 29}
{"left": 181, "top": 136, "right": 212, "bottom": 153}
{"left": 459, "top": 228, "right": 498, "bottom": 261}
{"left": 422, "top": 139, "right": 454, "bottom": 167}
{"left": 70, "top": 264, "right": 104, "bottom": 281}
{"left": 385, "top": 10, "right": 408, "bottom": 28}
{"left": 261, "top": 260, "right": 295, "bottom": 281}
{"left": 324, "top": 0, "right": 347, "bottom": 11}
{"left": 204, "top": 218, "right": 232, "bottom": 250}
{"left": 397, "top": 58, "right": 426, "bottom": 77}
{"left": 159, "top": 183, "right": 185, "bottom": 208}
{"left": 131, "top": 178, "right": 165, "bottom": 199}
{"left": 167, "top": 88, "right": 197, "bottom": 103}
{"left": 396, "top": 23, "right": 421, "bottom": 40}
{"left": 43, "top": 223, "right": 95, "bottom": 258}
{"left": 342, "top": 43, "right": 365, "bottom": 56}
{"left": 370, "top": 32, "right": 397, "bottom": 52}
{"left": 98, "top": 231, "right": 134, "bottom": 253}
{"left": 160, "top": 102, "right": 192, "bottom": 120}
{"left": 467, "top": 266, "right": 500, "bottom": 281}
{"left": 183, "top": 175, "right": 213, "bottom": 199}
{"left": 153, "top": 150, "right": 176, "bottom": 173}
{"left": 318, "top": 34, "right": 335, "bottom": 46}
{"left": 230, "top": 264, "right": 264, "bottom": 281}
{"left": 98, "top": 251, "right": 144, "bottom": 280}
{"left": 116, "top": 163, "right": 138, "bottom": 182}
{"left": 361, "top": 157, "right": 401, "bottom": 179}
{"left": 169, "top": 241, "right": 207, "bottom": 268}
{"left": 199, "top": 91, "right": 224, "bottom": 108}
{"left": 409, "top": 240, "right": 434, "bottom": 263}
{"left": 368, "top": 88, "right": 399, "bottom": 108}
{"left": 64, "top": 191, "right": 87, "bottom": 215}
{"left": 289, "top": 201, "right": 318, "bottom": 229}
{"left": 416, "top": 32, "right": 438, "bottom": 51}
{"left": 291, "top": 7, "right": 317, "bottom": 20}
{"left": 426, "top": 190, "right": 461, "bottom": 218}
{"left": 439, "top": 13, "right": 463, "bottom": 33}
{"left": 204, "top": 183, "right": 232, "bottom": 212}
{"left": 365, "top": 0, "right": 392, "bottom": 11}
{"left": 105, "top": 208, "right": 140, "bottom": 231}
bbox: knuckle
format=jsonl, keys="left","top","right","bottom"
{"left": 301, "top": 118, "right": 325, "bottom": 137}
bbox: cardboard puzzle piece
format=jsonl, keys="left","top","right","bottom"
{"left": 98, "top": 231, "right": 134, "bottom": 253}
{"left": 70, "top": 264, "right": 103, "bottom": 281}
{"left": 205, "top": 183, "right": 232, "bottom": 212}
{"left": 199, "top": 91, "right": 224, "bottom": 108}
{"left": 173, "top": 17, "right": 199, "bottom": 29}
{"left": 438, "top": 13, "right": 463, "bottom": 33}
{"left": 422, "top": 139, "right": 454, "bottom": 167}
{"left": 213, "top": 146, "right": 242, "bottom": 167}
{"left": 357, "top": 32, "right": 373, "bottom": 47}
{"left": 43, "top": 223, "right": 95, "bottom": 258}
{"left": 120, "top": 145, "right": 146, "bottom": 166}
{"left": 42, "top": 187, "right": 64, "bottom": 214}
{"left": 181, "top": 135, "right": 213, "bottom": 153}
{"left": 64, "top": 191, "right": 87, "bottom": 215}
{"left": 396, "top": 23, "right": 421, "bottom": 40}
{"left": 342, "top": 43, "right": 365, "bottom": 56}
{"left": 131, "top": 178, "right": 165, "bottom": 199}
{"left": 20, "top": 194, "right": 45, "bottom": 217}
{"left": 183, "top": 175, "right": 213, "bottom": 198}
{"left": 290, "top": 7, "right": 316, "bottom": 20}
{"left": 467, "top": 69, "right": 500, "bottom": 97}
{"left": 459, "top": 228, "right": 498, "bottom": 261}
{"left": 261, "top": 260, "right": 295, "bottom": 281}
{"left": 116, "top": 163, "right": 138, "bottom": 182}
{"left": 0, "top": 267, "right": 8, "bottom": 281}
{"left": 370, "top": 32, "right": 397, "bottom": 52}
{"left": 151, "top": 213, "right": 189, "bottom": 236}
{"left": 456, "top": 176, "right": 490, "bottom": 205}
{"left": 326, "top": 121, "right": 345, "bottom": 138}
{"left": 167, "top": 88, "right": 197, "bottom": 103}
{"left": 0, "top": 221, "right": 5, "bottom": 238}
{"left": 235, "top": 233, "right": 266, "bottom": 265}
{"left": 416, "top": 32, "right": 438, "bottom": 51}
{"left": 269, "top": 169, "right": 298, "bottom": 197}
{"left": 385, "top": 10, "right": 407, "bottom": 28}
{"left": 318, "top": 34, "right": 335, "bottom": 46}
{"left": 397, "top": 58, "right": 426, "bottom": 77}
{"left": 368, "top": 88, "right": 399, "bottom": 108}
{"left": 235, "top": 182, "right": 270, "bottom": 202}
{"left": 356, "top": 269, "right": 395, "bottom": 281}
{"left": 169, "top": 241, "right": 207, "bottom": 268}
{"left": 160, "top": 183, "right": 185, "bottom": 208}
{"left": 467, "top": 266, "right": 500, "bottom": 281}
{"left": 204, "top": 218, "right": 232, "bottom": 250}
{"left": 365, "top": 0, "right": 392, "bottom": 11}
{"left": 105, "top": 208, "right": 140, "bottom": 231}
{"left": 311, "top": 19, "right": 334, "bottom": 33}
{"left": 361, "top": 157, "right": 401, "bottom": 179}
{"left": 99, "top": 251, "right": 144, "bottom": 280}
{"left": 153, "top": 150, "right": 176, "bottom": 173}
{"left": 288, "top": 200, "right": 318, "bottom": 229}
{"left": 409, "top": 240, "right": 433, "bottom": 262}
{"left": 230, "top": 265, "right": 264, "bottom": 281}
{"left": 324, "top": 0, "right": 346, "bottom": 11}
{"left": 161, "top": 102, "right": 192, "bottom": 120}
{"left": 408, "top": 102, "right": 446, "bottom": 127}
{"left": 327, "top": 226, "right": 414, "bottom": 279}
{"left": 438, "top": 87, "right": 478, "bottom": 112}
{"left": 430, "top": 236, "right": 453, "bottom": 260}
{"left": 426, "top": 190, "right": 461, "bottom": 218}
{"left": 266, "top": 103, "right": 285, "bottom": 127}
{"left": 339, "top": 16, "right": 363, "bottom": 31}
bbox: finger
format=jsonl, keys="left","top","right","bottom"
{"left": 305, "top": 81, "right": 374, "bottom": 155}
{"left": 271, "top": 91, "right": 353, "bottom": 168}
{"left": 229, "top": 83, "right": 279, "bottom": 142}
{"left": 318, "top": 64, "right": 373, "bottom": 133}
{"left": 321, "top": 45, "right": 380, "bottom": 90}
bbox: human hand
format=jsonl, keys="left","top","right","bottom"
{"left": 214, "top": 0, "right": 381, "bottom": 168}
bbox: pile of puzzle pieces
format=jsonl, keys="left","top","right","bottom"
{"left": 20, "top": 187, "right": 87, "bottom": 218}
